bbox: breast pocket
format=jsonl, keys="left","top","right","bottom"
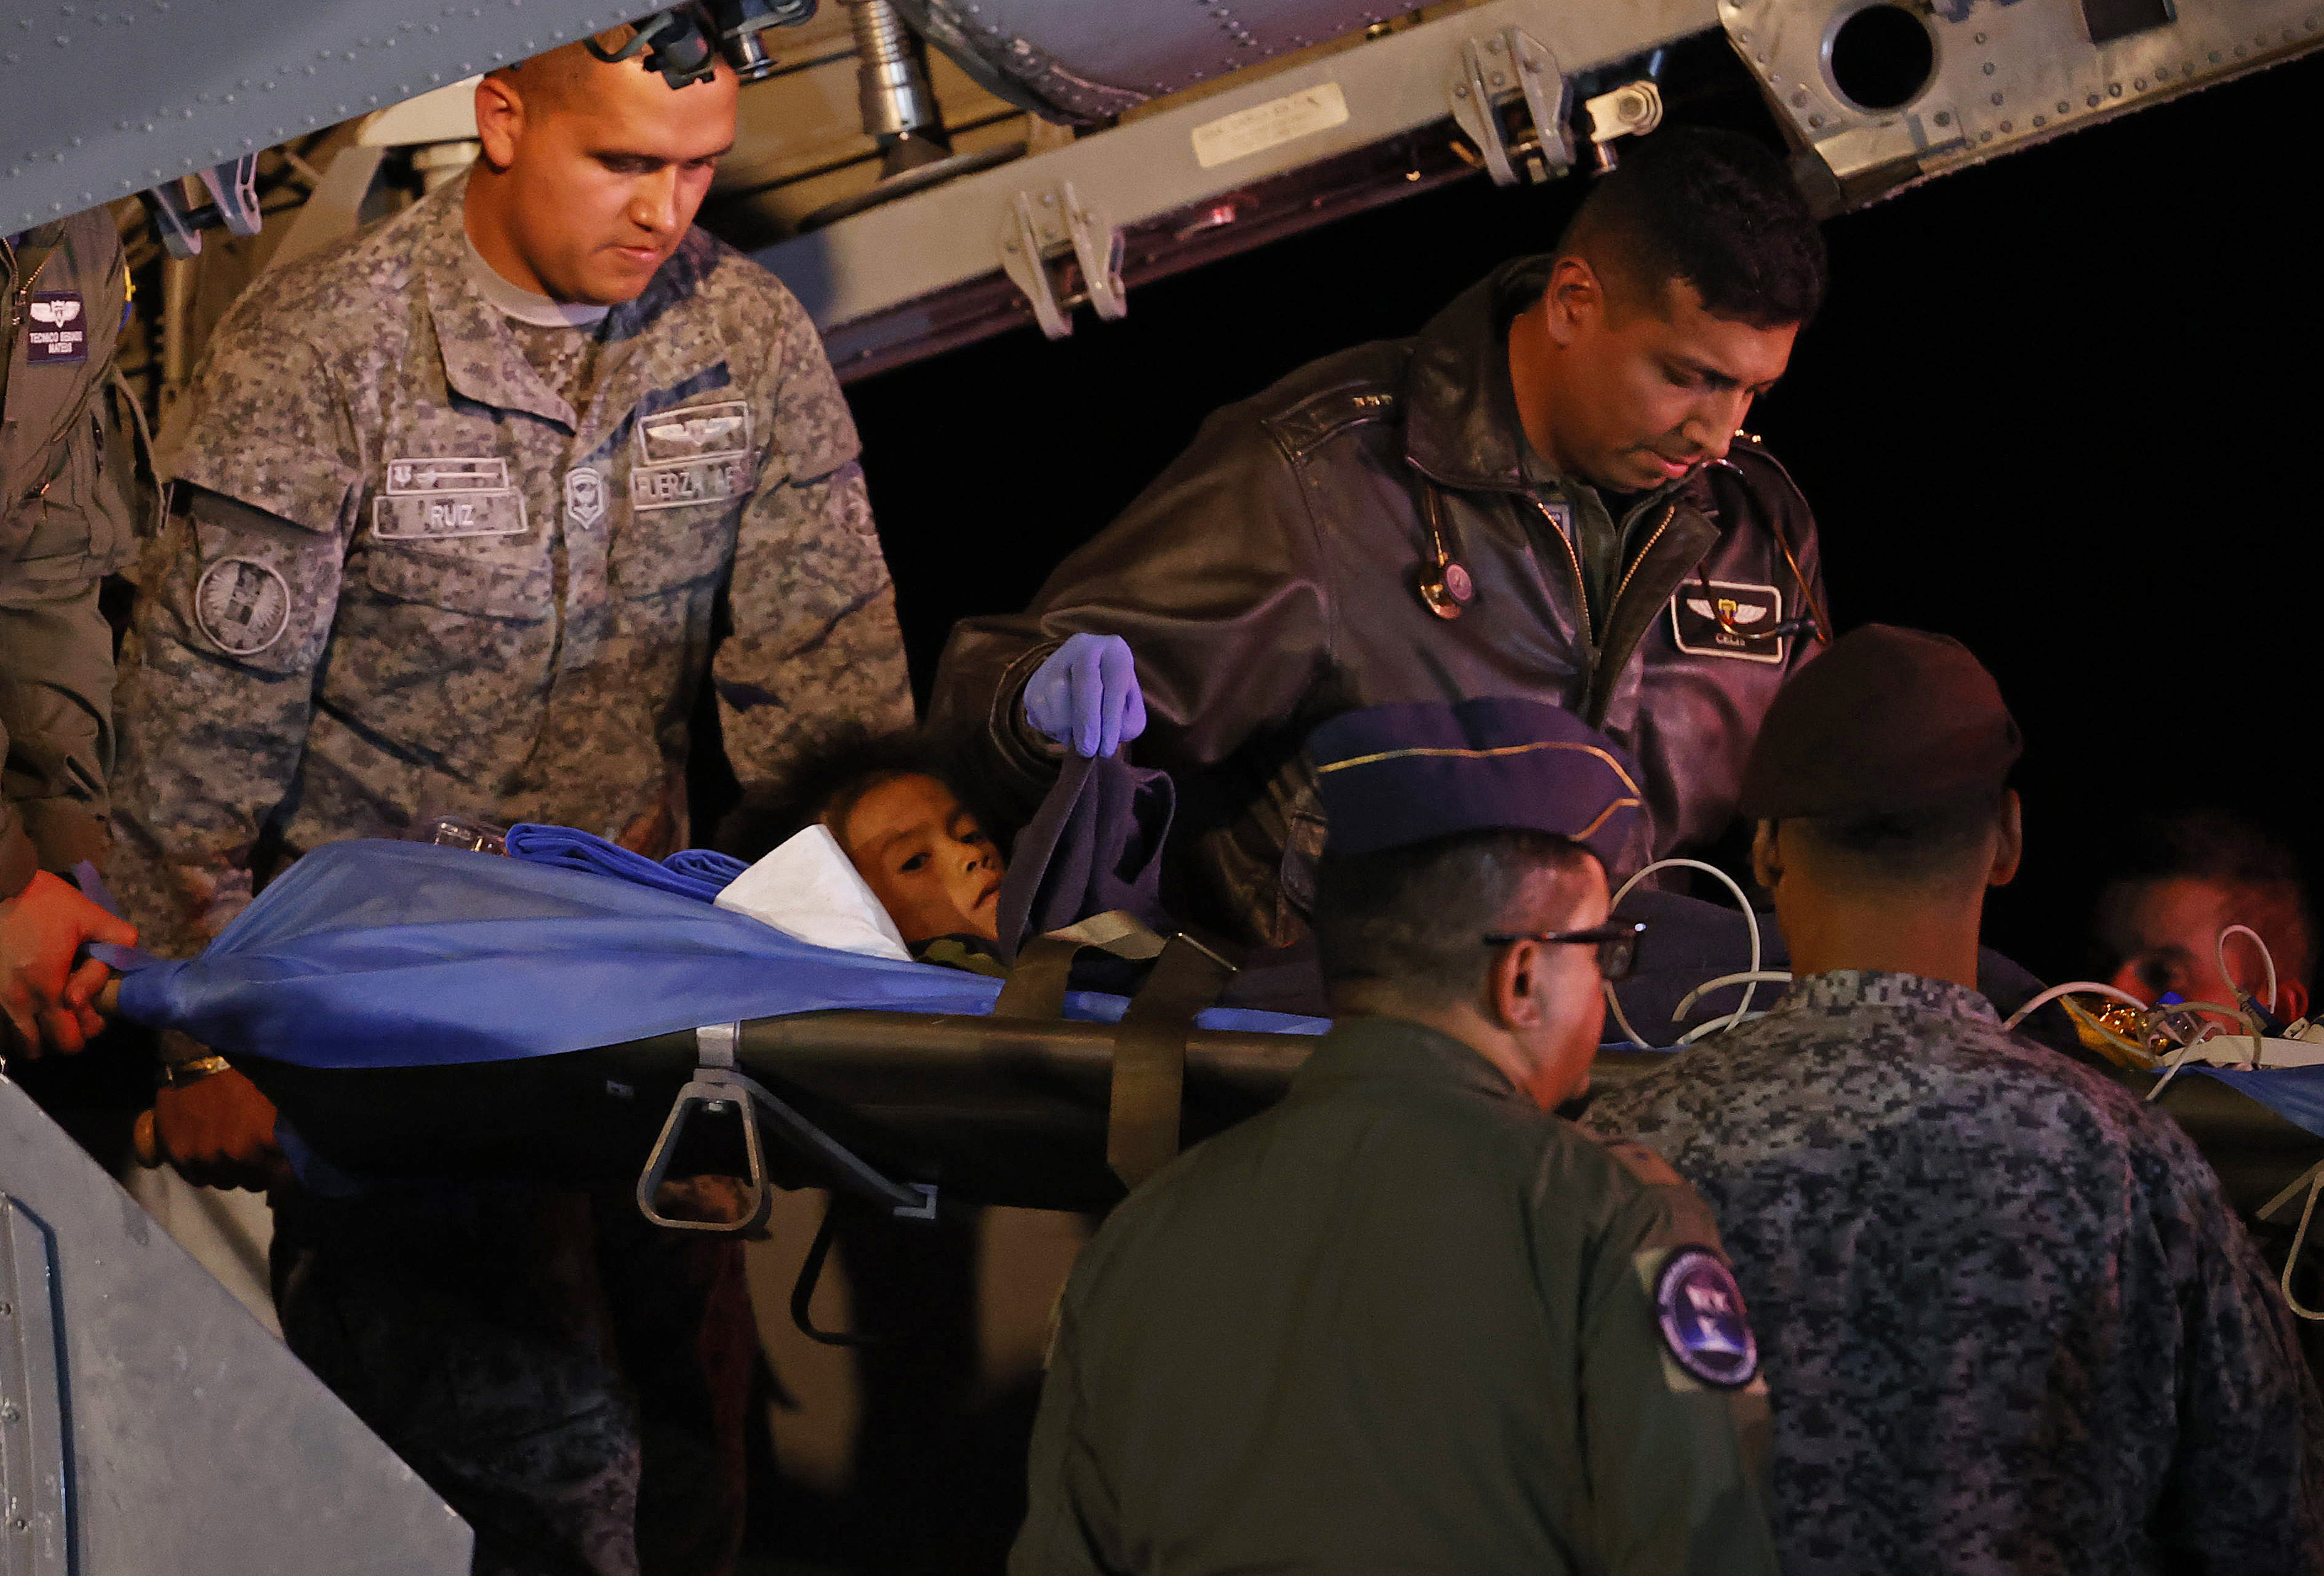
{"left": 362, "top": 540, "right": 555, "bottom": 620}
{"left": 608, "top": 479, "right": 742, "bottom": 601}
{"left": 359, "top": 481, "right": 554, "bottom": 620}
{"left": 4, "top": 407, "right": 126, "bottom": 588}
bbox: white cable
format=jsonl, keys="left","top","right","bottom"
{"left": 2145, "top": 1025, "right": 2218, "bottom": 1103}
{"left": 1605, "top": 858, "right": 1767, "bottom": 1042}
{"left": 1673, "top": 971, "right": 1794, "bottom": 1020}
{"left": 1602, "top": 980, "right": 1659, "bottom": 1054}
{"left": 2282, "top": 1167, "right": 2324, "bottom": 1322}
{"left": 1677, "top": 1012, "right": 1765, "bottom": 1046}
{"left": 2000, "top": 980, "right": 2148, "bottom": 1033}
{"left": 2216, "top": 922, "right": 2278, "bottom": 1014}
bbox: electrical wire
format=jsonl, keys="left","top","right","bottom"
{"left": 1673, "top": 972, "right": 1795, "bottom": 1020}
{"left": 2282, "top": 1167, "right": 2324, "bottom": 1322}
{"left": 2142, "top": 995, "right": 2274, "bottom": 1098}
{"left": 2146, "top": 1022, "right": 2224, "bottom": 1103}
{"left": 2000, "top": 980, "right": 2148, "bottom": 1033}
{"left": 2216, "top": 922, "right": 2278, "bottom": 1014}
{"left": 1601, "top": 858, "right": 1765, "bottom": 1052}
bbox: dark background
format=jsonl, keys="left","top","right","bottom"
{"left": 845, "top": 47, "right": 2324, "bottom": 989}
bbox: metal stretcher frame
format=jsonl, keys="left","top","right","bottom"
{"left": 235, "top": 996, "right": 2324, "bottom": 1226}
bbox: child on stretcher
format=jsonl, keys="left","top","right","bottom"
{"left": 715, "top": 729, "right": 1011, "bottom": 977}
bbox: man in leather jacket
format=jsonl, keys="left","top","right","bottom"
{"left": 931, "top": 128, "right": 1830, "bottom": 946}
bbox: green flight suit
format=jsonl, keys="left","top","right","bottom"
{"left": 1, "top": 207, "right": 139, "bottom": 898}
{"left": 1014, "top": 1014, "right": 1780, "bottom": 1575}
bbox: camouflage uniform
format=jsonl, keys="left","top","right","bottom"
{"left": 1584, "top": 969, "right": 2324, "bottom": 1575}
{"left": 110, "top": 174, "right": 910, "bottom": 955}
{"left": 108, "top": 177, "right": 907, "bottom": 1576}
{"left": 3, "top": 209, "right": 140, "bottom": 897}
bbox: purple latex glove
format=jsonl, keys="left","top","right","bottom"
{"left": 1023, "top": 633, "right": 1148, "bottom": 758}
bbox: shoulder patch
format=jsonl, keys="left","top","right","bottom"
{"left": 1654, "top": 1247, "right": 1759, "bottom": 1389}
{"left": 1594, "top": 1135, "right": 1685, "bottom": 1190}
{"left": 193, "top": 556, "right": 292, "bottom": 657}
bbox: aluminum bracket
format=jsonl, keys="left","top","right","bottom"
{"left": 1449, "top": 26, "right": 1574, "bottom": 186}
{"left": 999, "top": 180, "right": 1125, "bottom": 340}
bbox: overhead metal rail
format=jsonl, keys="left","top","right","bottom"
{"left": 753, "top": 0, "right": 1715, "bottom": 372}
{"left": 9, "top": 0, "right": 2323, "bottom": 372}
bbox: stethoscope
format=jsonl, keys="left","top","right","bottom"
{"left": 1411, "top": 438, "right": 1832, "bottom": 647}
{"left": 1414, "top": 487, "right": 1474, "bottom": 619}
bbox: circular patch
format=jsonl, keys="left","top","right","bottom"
{"left": 193, "top": 556, "right": 292, "bottom": 657}
{"left": 1654, "top": 1247, "right": 1758, "bottom": 1388}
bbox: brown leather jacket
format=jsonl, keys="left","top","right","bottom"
{"left": 931, "top": 258, "right": 1826, "bottom": 946}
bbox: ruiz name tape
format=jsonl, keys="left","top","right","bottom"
{"left": 372, "top": 456, "right": 528, "bottom": 541}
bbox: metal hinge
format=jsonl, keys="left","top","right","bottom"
{"left": 998, "top": 181, "right": 1126, "bottom": 340}
{"left": 144, "top": 156, "right": 262, "bottom": 260}
{"left": 1448, "top": 27, "right": 1574, "bottom": 186}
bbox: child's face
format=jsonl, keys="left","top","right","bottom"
{"left": 834, "top": 774, "right": 1006, "bottom": 944}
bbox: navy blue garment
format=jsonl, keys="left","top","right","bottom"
{"left": 505, "top": 823, "right": 747, "bottom": 903}
{"left": 112, "top": 840, "right": 1321, "bottom": 1071}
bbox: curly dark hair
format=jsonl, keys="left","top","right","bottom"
{"left": 712, "top": 726, "right": 953, "bottom": 863}
{"left": 1558, "top": 125, "right": 1827, "bottom": 329}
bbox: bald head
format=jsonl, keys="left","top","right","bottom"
{"left": 465, "top": 28, "right": 737, "bottom": 305}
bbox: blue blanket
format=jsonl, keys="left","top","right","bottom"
{"left": 2189, "top": 1065, "right": 2324, "bottom": 1141}
{"left": 114, "top": 840, "right": 1325, "bottom": 1070}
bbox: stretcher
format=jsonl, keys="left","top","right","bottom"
{"left": 108, "top": 839, "right": 2324, "bottom": 1230}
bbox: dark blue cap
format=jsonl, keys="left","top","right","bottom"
{"left": 1309, "top": 698, "right": 1644, "bottom": 869}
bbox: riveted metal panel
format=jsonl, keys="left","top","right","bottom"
{"left": 1725, "top": 0, "right": 2324, "bottom": 210}
{"left": 0, "top": 1076, "right": 470, "bottom": 1574}
{"left": 0, "top": 0, "right": 639, "bottom": 233}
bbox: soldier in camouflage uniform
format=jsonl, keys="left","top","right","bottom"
{"left": 109, "top": 37, "right": 909, "bottom": 1576}
{"left": 2, "top": 208, "right": 142, "bottom": 1056}
{"left": 1585, "top": 626, "right": 2324, "bottom": 1575}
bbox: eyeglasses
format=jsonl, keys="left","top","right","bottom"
{"left": 1480, "top": 919, "right": 1645, "bottom": 981}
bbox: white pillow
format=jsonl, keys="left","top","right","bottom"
{"left": 713, "top": 823, "right": 913, "bottom": 961}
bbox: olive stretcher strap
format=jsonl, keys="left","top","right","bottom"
{"left": 992, "top": 910, "right": 1239, "bottom": 1190}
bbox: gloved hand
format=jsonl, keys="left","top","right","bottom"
{"left": 1023, "top": 633, "right": 1148, "bottom": 759}
{"left": 0, "top": 868, "right": 138, "bottom": 1056}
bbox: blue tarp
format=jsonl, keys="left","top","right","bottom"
{"left": 2190, "top": 1066, "right": 2324, "bottom": 1140}
{"left": 115, "top": 840, "right": 1325, "bottom": 1070}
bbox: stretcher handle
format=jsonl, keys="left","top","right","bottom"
{"left": 635, "top": 1023, "right": 937, "bottom": 1236}
{"left": 635, "top": 1069, "right": 777, "bottom": 1236}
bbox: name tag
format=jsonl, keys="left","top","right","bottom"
{"left": 385, "top": 456, "right": 510, "bottom": 494}
{"left": 1670, "top": 579, "right": 1786, "bottom": 665}
{"left": 23, "top": 292, "right": 88, "bottom": 363}
{"left": 636, "top": 399, "right": 750, "bottom": 466}
{"left": 630, "top": 455, "right": 749, "bottom": 513}
{"left": 372, "top": 489, "right": 529, "bottom": 541}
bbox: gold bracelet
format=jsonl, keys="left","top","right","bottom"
{"left": 159, "top": 1054, "right": 233, "bottom": 1090}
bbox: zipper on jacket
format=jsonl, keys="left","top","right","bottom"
{"left": 1528, "top": 496, "right": 1593, "bottom": 652}
{"left": 1608, "top": 501, "right": 1678, "bottom": 617}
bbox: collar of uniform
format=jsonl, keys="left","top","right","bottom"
{"left": 417, "top": 177, "right": 582, "bottom": 430}
{"left": 1770, "top": 968, "right": 2003, "bottom": 1025}
{"left": 1290, "top": 1014, "right": 1524, "bottom": 1105}
{"left": 1399, "top": 255, "right": 1550, "bottom": 494}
